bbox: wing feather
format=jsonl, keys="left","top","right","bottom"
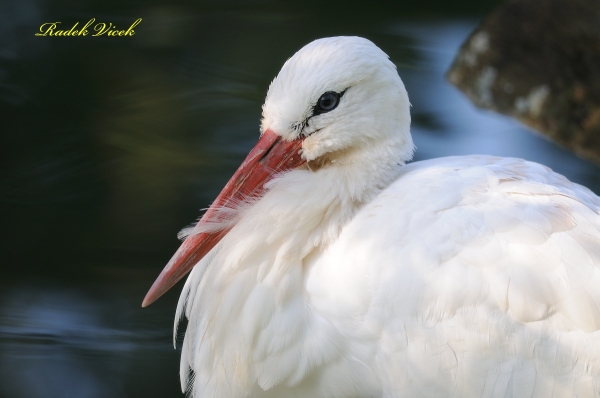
{"left": 314, "top": 156, "right": 600, "bottom": 397}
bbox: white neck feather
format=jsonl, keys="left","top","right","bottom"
{"left": 176, "top": 36, "right": 415, "bottom": 397}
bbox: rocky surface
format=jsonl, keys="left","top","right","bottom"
{"left": 447, "top": 0, "right": 600, "bottom": 164}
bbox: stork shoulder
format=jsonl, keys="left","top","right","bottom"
{"left": 317, "top": 155, "right": 600, "bottom": 330}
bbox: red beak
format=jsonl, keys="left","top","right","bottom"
{"left": 142, "top": 129, "right": 305, "bottom": 307}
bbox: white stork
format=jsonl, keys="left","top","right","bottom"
{"left": 143, "top": 37, "right": 600, "bottom": 398}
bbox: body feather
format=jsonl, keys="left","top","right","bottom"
{"left": 177, "top": 155, "right": 600, "bottom": 397}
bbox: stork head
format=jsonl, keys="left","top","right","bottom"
{"left": 142, "top": 37, "right": 413, "bottom": 307}
{"left": 262, "top": 36, "right": 413, "bottom": 166}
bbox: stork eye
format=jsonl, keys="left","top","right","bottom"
{"left": 314, "top": 91, "right": 341, "bottom": 115}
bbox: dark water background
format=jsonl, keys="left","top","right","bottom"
{"left": 2, "top": 1, "right": 600, "bottom": 397}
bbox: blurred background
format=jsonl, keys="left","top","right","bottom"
{"left": 1, "top": 0, "right": 599, "bottom": 397}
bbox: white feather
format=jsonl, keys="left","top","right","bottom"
{"left": 174, "top": 37, "right": 600, "bottom": 397}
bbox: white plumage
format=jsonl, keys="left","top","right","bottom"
{"left": 155, "top": 37, "right": 600, "bottom": 397}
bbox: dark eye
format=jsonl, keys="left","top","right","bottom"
{"left": 313, "top": 91, "right": 341, "bottom": 115}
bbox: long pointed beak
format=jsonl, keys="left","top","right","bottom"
{"left": 142, "top": 129, "right": 305, "bottom": 307}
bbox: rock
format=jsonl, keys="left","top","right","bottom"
{"left": 447, "top": 0, "right": 600, "bottom": 165}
